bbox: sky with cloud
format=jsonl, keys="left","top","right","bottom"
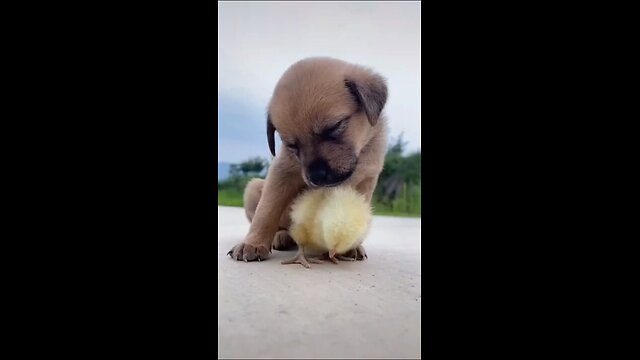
{"left": 218, "top": 1, "right": 421, "bottom": 163}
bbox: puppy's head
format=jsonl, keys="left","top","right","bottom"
{"left": 267, "top": 57, "right": 388, "bottom": 187}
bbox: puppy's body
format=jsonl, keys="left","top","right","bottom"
{"left": 228, "top": 57, "right": 388, "bottom": 262}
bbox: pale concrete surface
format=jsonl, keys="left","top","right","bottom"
{"left": 218, "top": 206, "right": 421, "bottom": 359}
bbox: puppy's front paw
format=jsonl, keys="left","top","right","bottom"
{"left": 342, "top": 245, "right": 368, "bottom": 261}
{"left": 272, "top": 230, "right": 297, "bottom": 251}
{"left": 227, "top": 242, "right": 271, "bottom": 262}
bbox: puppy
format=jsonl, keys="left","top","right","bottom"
{"left": 228, "top": 57, "right": 388, "bottom": 262}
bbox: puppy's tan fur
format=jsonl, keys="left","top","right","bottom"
{"left": 228, "top": 57, "right": 388, "bottom": 262}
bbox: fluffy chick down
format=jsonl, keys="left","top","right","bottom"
{"left": 289, "top": 187, "right": 372, "bottom": 258}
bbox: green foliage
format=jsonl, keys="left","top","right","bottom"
{"left": 372, "top": 182, "right": 421, "bottom": 217}
{"left": 373, "top": 134, "right": 421, "bottom": 215}
{"left": 218, "top": 158, "right": 266, "bottom": 207}
{"left": 218, "top": 188, "right": 244, "bottom": 207}
{"left": 218, "top": 176, "right": 253, "bottom": 207}
{"left": 230, "top": 157, "right": 268, "bottom": 178}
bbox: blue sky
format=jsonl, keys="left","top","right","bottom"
{"left": 218, "top": 1, "right": 421, "bottom": 164}
{"left": 217, "top": 96, "right": 278, "bottom": 163}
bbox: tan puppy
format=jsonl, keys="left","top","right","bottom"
{"left": 228, "top": 57, "right": 388, "bottom": 262}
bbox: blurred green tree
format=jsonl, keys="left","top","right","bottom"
{"left": 230, "top": 157, "right": 268, "bottom": 178}
{"left": 375, "top": 133, "right": 421, "bottom": 208}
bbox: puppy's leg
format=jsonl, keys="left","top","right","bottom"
{"left": 228, "top": 154, "right": 305, "bottom": 262}
{"left": 243, "top": 178, "right": 265, "bottom": 223}
{"left": 244, "top": 179, "right": 296, "bottom": 250}
{"left": 243, "top": 176, "right": 296, "bottom": 250}
{"left": 272, "top": 204, "right": 297, "bottom": 251}
{"left": 355, "top": 176, "right": 379, "bottom": 203}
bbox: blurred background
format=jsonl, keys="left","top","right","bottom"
{"left": 218, "top": 1, "right": 421, "bottom": 217}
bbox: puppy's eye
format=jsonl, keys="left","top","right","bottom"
{"left": 286, "top": 143, "right": 300, "bottom": 156}
{"left": 321, "top": 118, "right": 349, "bottom": 140}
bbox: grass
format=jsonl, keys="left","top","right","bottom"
{"left": 218, "top": 189, "right": 244, "bottom": 207}
{"left": 372, "top": 182, "right": 421, "bottom": 217}
{"left": 217, "top": 181, "right": 421, "bottom": 218}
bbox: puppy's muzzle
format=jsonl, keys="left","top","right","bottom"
{"left": 307, "top": 159, "right": 353, "bottom": 187}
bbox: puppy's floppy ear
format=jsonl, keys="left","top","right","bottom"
{"left": 345, "top": 70, "right": 388, "bottom": 126}
{"left": 267, "top": 113, "right": 276, "bottom": 156}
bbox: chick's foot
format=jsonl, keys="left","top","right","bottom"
{"left": 281, "top": 246, "right": 323, "bottom": 269}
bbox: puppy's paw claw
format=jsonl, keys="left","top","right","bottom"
{"left": 355, "top": 245, "right": 368, "bottom": 261}
{"left": 341, "top": 245, "right": 368, "bottom": 261}
{"left": 228, "top": 243, "right": 270, "bottom": 262}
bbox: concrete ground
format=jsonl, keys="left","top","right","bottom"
{"left": 218, "top": 206, "right": 421, "bottom": 359}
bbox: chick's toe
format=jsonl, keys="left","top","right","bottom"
{"left": 281, "top": 246, "right": 321, "bottom": 269}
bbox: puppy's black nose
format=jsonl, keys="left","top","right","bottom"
{"left": 308, "top": 160, "right": 331, "bottom": 186}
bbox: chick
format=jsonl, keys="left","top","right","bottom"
{"left": 281, "top": 187, "right": 372, "bottom": 268}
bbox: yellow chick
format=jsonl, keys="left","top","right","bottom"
{"left": 281, "top": 187, "right": 372, "bottom": 268}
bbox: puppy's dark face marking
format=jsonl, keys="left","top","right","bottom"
{"left": 267, "top": 57, "right": 387, "bottom": 188}
{"left": 272, "top": 112, "right": 358, "bottom": 187}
